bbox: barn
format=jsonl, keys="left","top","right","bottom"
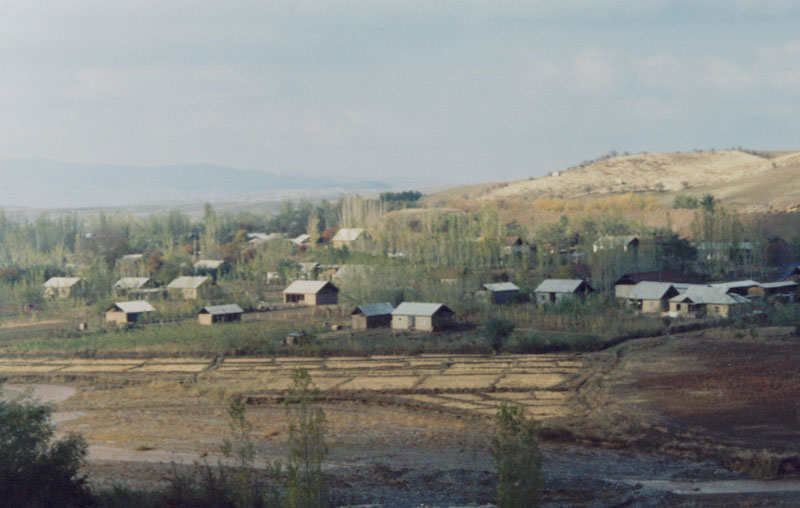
{"left": 105, "top": 301, "right": 155, "bottom": 325}
{"left": 198, "top": 304, "right": 244, "bottom": 325}
{"left": 282, "top": 280, "right": 339, "bottom": 306}
{"left": 351, "top": 302, "right": 394, "bottom": 330}
{"left": 391, "top": 302, "right": 454, "bottom": 332}
{"left": 482, "top": 282, "right": 520, "bottom": 304}
{"left": 534, "top": 279, "right": 593, "bottom": 305}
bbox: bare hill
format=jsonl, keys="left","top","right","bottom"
{"left": 424, "top": 150, "right": 800, "bottom": 212}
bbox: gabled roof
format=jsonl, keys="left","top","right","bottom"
{"left": 199, "top": 304, "right": 244, "bottom": 315}
{"left": 291, "top": 234, "right": 310, "bottom": 246}
{"left": 248, "top": 233, "right": 282, "bottom": 244}
{"left": 781, "top": 265, "right": 800, "bottom": 280}
{"left": 332, "top": 228, "right": 365, "bottom": 242}
{"left": 194, "top": 259, "right": 224, "bottom": 269}
{"left": 283, "top": 280, "right": 339, "bottom": 294}
{"left": 167, "top": 276, "right": 211, "bottom": 289}
{"left": 759, "top": 281, "right": 798, "bottom": 290}
{"left": 353, "top": 302, "right": 394, "bottom": 317}
{"left": 392, "top": 302, "right": 453, "bottom": 317}
{"left": 670, "top": 286, "right": 750, "bottom": 305}
{"left": 43, "top": 277, "right": 82, "bottom": 288}
{"left": 107, "top": 301, "right": 155, "bottom": 313}
{"left": 483, "top": 282, "right": 520, "bottom": 292}
{"left": 534, "top": 279, "right": 589, "bottom": 294}
{"left": 505, "top": 236, "right": 523, "bottom": 246}
{"left": 710, "top": 280, "right": 760, "bottom": 292}
{"left": 627, "top": 281, "right": 679, "bottom": 300}
{"left": 113, "top": 277, "right": 151, "bottom": 289}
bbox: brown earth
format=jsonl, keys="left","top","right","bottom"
{"left": 4, "top": 329, "right": 800, "bottom": 506}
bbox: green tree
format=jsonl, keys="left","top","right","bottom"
{"left": 284, "top": 369, "right": 328, "bottom": 508}
{"left": 0, "top": 393, "right": 91, "bottom": 507}
{"left": 491, "top": 403, "right": 542, "bottom": 508}
{"left": 484, "top": 317, "right": 515, "bottom": 353}
{"left": 700, "top": 193, "right": 716, "bottom": 212}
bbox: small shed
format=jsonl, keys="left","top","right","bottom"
{"left": 43, "top": 277, "right": 83, "bottom": 298}
{"left": 105, "top": 301, "right": 155, "bottom": 325}
{"left": 391, "top": 302, "right": 454, "bottom": 332}
{"left": 626, "top": 281, "right": 680, "bottom": 313}
{"left": 534, "top": 279, "right": 593, "bottom": 305}
{"left": 286, "top": 331, "right": 311, "bottom": 346}
{"left": 166, "top": 276, "right": 212, "bottom": 300}
{"left": 482, "top": 282, "right": 520, "bottom": 304}
{"left": 282, "top": 280, "right": 339, "bottom": 305}
{"left": 113, "top": 277, "right": 158, "bottom": 298}
{"left": 351, "top": 302, "right": 394, "bottom": 330}
{"left": 198, "top": 304, "right": 244, "bottom": 325}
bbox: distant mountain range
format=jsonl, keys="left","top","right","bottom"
{"left": 0, "top": 159, "right": 391, "bottom": 209}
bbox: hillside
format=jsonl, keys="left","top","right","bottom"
{"left": 424, "top": 150, "right": 800, "bottom": 213}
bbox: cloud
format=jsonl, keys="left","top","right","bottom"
{"left": 569, "top": 47, "right": 617, "bottom": 95}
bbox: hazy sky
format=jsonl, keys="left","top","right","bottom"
{"left": 1, "top": 0, "right": 799, "bottom": 184}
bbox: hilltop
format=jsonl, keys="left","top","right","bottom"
{"left": 425, "top": 150, "right": 800, "bottom": 213}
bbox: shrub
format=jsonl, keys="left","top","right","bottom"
{"left": 491, "top": 404, "right": 542, "bottom": 508}
{"left": 484, "top": 317, "right": 516, "bottom": 353}
{"left": 0, "top": 393, "right": 91, "bottom": 507}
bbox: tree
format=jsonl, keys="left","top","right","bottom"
{"left": 0, "top": 393, "right": 91, "bottom": 507}
{"left": 284, "top": 369, "right": 328, "bottom": 508}
{"left": 491, "top": 404, "right": 542, "bottom": 508}
{"left": 484, "top": 317, "right": 515, "bottom": 353}
{"left": 700, "top": 193, "right": 716, "bottom": 212}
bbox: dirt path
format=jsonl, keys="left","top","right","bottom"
{"left": 2, "top": 383, "right": 76, "bottom": 403}
{"left": 621, "top": 478, "right": 800, "bottom": 495}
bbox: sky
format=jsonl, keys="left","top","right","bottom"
{"left": 1, "top": 0, "right": 799, "bottom": 185}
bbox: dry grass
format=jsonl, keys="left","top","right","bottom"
{"left": 495, "top": 373, "right": 566, "bottom": 389}
{"left": 419, "top": 375, "right": 500, "bottom": 390}
{"left": 339, "top": 376, "right": 420, "bottom": 391}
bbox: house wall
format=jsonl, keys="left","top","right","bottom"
{"left": 431, "top": 312, "right": 454, "bottom": 331}
{"left": 641, "top": 299, "right": 665, "bottom": 313}
{"left": 490, "top": 290, "right": 519, "bottom": 304}
{"left": 105, "top": 310, "right": 129, "bottom": 325}
{"left": 391, "top": 314, "right": 414, "bottom": 330}
{"left": 198, "top": 313, "right": 214, "bottom": 325}
{"left": 615, "top": 284, "right": 634, "bottom": 299}
{"left": 353, "top": 314, "right": 391, "bottom": 330}
{"left": 315, "top": 290, "right": 338, "bottom": 305}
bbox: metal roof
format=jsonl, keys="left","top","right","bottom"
{"left": 759, "top": 281, "right": 798, "bottom": 290}
{"left": 332, "top": 228, "right": 365, "bottom": 242}
{"left": 43, "top": 277, "right": 82, "bottom": 288}
{"left": 200, "top": 304, "right": 244, "bottom": 315}
{"left": 282, "top": 280, "right": 339, "bottom": 294}
{"left": 194, "top": 259, "right": 224, "bottom": 269}
{"left": 482, "top": 282, "right": 520, "bottom": 292}
{"left": 167, "top": 276, "right": 211, "bottom": 289}
{"left": 710, "top": 280, "right": 760, "bottom": 291}
{"left": 534, "top": 279, "right": 588, "bottom": 294}
{"left": 392, "top": 302, "right": 453, "bottom": 316}
{"left": 120, "top": 254, "right": 144, "bottom": 261}
{"left": 670, "top": 286, "right": 750, "bottom": 305}
{"left": 626, "top": 281, "right": 678, "bottom": 300}
{"left": 291, "top": 234, "right": 310, "bottom": 245}
{"left": 353, "top": 302, "right": 394, "bottom": 317}
{"left": 113, "top": 277, "right": 151, "bottom": 289}
{"left": 108, "top": 301, "right": 155, "bottom": 313}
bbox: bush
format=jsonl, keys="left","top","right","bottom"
{"left": 484, "top": 317, "right": 515, "bottom": 353}
{"left": 491, "top": 404, "right": 542, "bottom": 508}
{"left": 0, "top": 394, "right": 91, "bottom": 507}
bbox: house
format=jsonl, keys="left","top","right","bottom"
{"left": 105, "top": 301, "right": 155, "bottom": 325}
{"left": 592, "top": 235, "right": 639, "bottom": 253}
{"left": 613, "top": 270, "right": 689, "bottom": 299}
{"left": 194, "top": 259, "right": 225, "bottom": 270}
{"left": 291, "top": 234, "right": 311, "bottom": 247}
{"left": 119, "top": 253, "right": 144, "bottom": 262}
{"left": 113, "top": 277, "right": 159, "bottom": 298}
{"left": 282, "top": 280, "right": 339, "bottom": 306}
{"left": 504, "top": 236, "right": 530, "bottom": 255}
{"left": 391, "top": 302, "right": 454, "bottom": 332}
{"left": 669, "top": 286, "right": 750, "bottom": 318}
{"left": 482, "top": 282, "right": 520, "bottom": 304}
{"left": 166, "top": 276, "right": 213, "bottom": 300}
{"left": 710, "top": 280, "right": 761, "bottom": 296}
{"left": 781, "top": 265, "right": 800, "bottom": 282}
{"left": 247, "top": 233, "right": 282, "bottom": 246}
{"left": 351, "top": 302, "right": 394, "bottom": 330}
{"left": 299, "top": 262, "right": 320, "bottom": 280}
{"left": 747, "top": 281, "right": 799, "bottom": 299}
{"left": 198, "top": 304, "right": 243, "bottom": 325}
{"left": 626, "top": 282, "right": 680, "bottom": 313}
{"left": 285, "top": 331, "right": 311, "bottom": 346}
{"left": 697, "top": 242, "right": 756, "bottom": 263}
{"left": 332, "top": 228, "right": 366, "bottom": 249}
{"left": 534, "top": 279, "right": 593, "bottom": 305}
{"left": 43, "top": 277, "right": 83, "bottom": 298}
